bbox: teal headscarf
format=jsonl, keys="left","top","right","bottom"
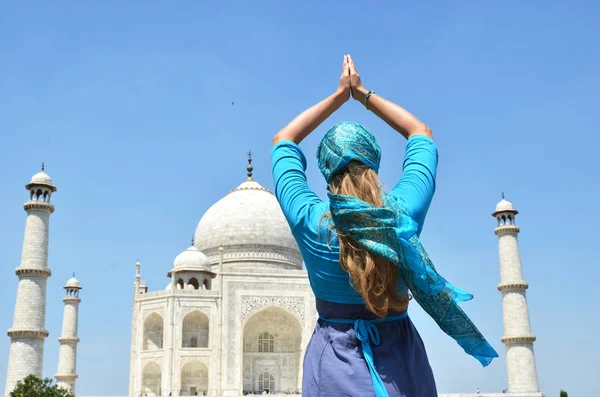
{"left": 317, "top": 121, "right": 498, "bottom": 366}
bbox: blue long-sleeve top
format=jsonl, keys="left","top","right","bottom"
{"left": 271, "top": 135, "right": 438, "bottom": 304}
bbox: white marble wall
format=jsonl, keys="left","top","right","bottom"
{"left": 128, "top": 266, "right": 315, "bottom": 397}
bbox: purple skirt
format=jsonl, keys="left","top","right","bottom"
{"left": 302, "top": 298, "right": 438, "bottom": 397}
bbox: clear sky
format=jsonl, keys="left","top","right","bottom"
{"left": 0, "top": 1, "right": 598, "bottom": 396}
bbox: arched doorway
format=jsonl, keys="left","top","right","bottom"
{"left": 242, "top": 307, "right": 302, "bottom": 394}
{"left": 143, "top": 313, "right": 164, "bottom": 350}
{"left": 182, "top": 311, "right": 209, "bottom": 348}
{"left": 142, "top": 361, "right": 162, "bottom": 396}
{"left": 180, "top": 360, "right": 208, "bottom": 396}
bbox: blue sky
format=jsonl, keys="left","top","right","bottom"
{"left": 0, "top": 1, "right": 598, "bottom": 395}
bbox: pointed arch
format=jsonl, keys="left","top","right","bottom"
{"left": 182, "top": 310, "right": 209, "bottom": 348}
{"left": 143, "top": 313, "right": 164, "bottom": 351}
{"left": 141, "top": 361, "right": 162, "bottom": 396}
{"left": 180, "top": 360, "right": 208, "bottom": 396}
{"left": 188, "top": 277, "right": 199, "bottom": 290}
{"left": 258, "top": 371, "right": 275, "bottom": 393}
{"left": 243, "top": 306, "right": 302, "bottom": 393}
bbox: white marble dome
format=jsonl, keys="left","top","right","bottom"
{"left": 65, "top": 277, "right": 81, "bottom": 289}
{"left": 495, "top": 199, "right": 515, "bottom": 212}
{"left": 194, "top": 178, "right": 302, "bottom": 268}
{"left": 173, "top": 245, "right": 211, "bottom": 272}
{"left": 30, "top": 170, "right": 53, "bottom": 186}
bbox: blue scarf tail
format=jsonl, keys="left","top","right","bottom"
{"left": 329, "top": 192, "right": 499, "bottom": 366}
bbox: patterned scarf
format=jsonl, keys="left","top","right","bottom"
{"left": 317, "top": 121, "right": 498, "bottom": 366}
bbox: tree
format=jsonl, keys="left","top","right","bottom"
{"left": 10, "top": 375, "right": 74, "bottom": 397}
{"left": 560, "top": 391, "right": 568, "bottom": 397}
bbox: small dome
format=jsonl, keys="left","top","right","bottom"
{"left": 173, "top": 245, "right": 212, "bottom": 272}
{"left": 30, "top": 170, "right": 53, "bottom": 186}
{"left": 65, "top": 277, "right": 81, "bottom": 289}
{"left": 495, "top": 199, "right": 514, "bottom": 212}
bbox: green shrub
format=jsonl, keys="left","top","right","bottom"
{"left": 10, "top": 375, "right": 74, "bottom": 397}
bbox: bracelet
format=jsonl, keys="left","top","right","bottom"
{"left": 364, "top": 90, "right": 375, "bottom": 110}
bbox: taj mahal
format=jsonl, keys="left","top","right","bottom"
{"left": 3, "top": 158, "right": 545, "bottom": 397}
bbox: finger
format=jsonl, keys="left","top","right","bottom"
{"left": 348, "top": 54, "right": 358, "bottom": 74}
{"left": 341, "top": 55, "right": 349, "bottom": 75}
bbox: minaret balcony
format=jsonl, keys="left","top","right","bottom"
{"left": 23, "top": 201, "right": 55, "bottom": 212}
{"left": 58, "top": 337, "right": 80, "bottom": 344}
{"left": 15, "top": 268, "right": 52, "bottom": 277}
{"left": 498, "top": 282, "right": 529, "bottom": 292}
{"left": 55, "top": 374, "right": 78, "bottom": 380}
{"left": 501, "top": 335, "right": 537, "bottom": 344}
{"left": 7, "top": 328, "right": 49, "bottom": 339}
{"left": 494, "top": 225, "right": 520, "bottom": 235}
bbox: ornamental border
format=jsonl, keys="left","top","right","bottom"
{"left": 498, "top": 282, "right": 529, "bottom": 291}
{"left": 7, "top": 329, "right": 49, "bottom": 339}
{"left": 502, "top": 335, "right": 537, "bottom": 344}
{"left": 24, "top": 202, "right": 55, "bottom": 213}
{"left": 16, "top": 268, "right": 52, "bottom": 277}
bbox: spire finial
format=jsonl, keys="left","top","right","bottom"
{"left": 41, "top": 162, "right": 45, "bottom": 171}
{"left": 72, "top": 272, "right": 75, "bottom": 278}
{"left": 246, "top": 150, "right": 254, "bottom": 180}
{"left": 191, "top": 235, "right": 195, "bottom": 246}
{"left": 502, "top": 191, "right": 505, "bottom": 200}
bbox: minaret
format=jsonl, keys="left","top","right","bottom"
{"left": 493, "top": 195, "right": 540, "bottom": 393}
{"left": 55, "top": 276, "right": 82, "bottom": 393}
{"left": 5, "top": 165, "right": 56, "bottom": 396}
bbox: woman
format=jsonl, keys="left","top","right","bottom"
{"left": 271, "top": 55, "right": 497, "bottom": 397}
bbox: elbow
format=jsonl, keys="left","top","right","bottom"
{"left": 272, "top": 133, "right": 283, "bottom": 147}
{"left": 410, "top": 123, "right": 433, "bottom": 140}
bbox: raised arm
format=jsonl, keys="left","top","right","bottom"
{"left": 347, "top": 55, "right": 433, "bottom": 141}
{"left": 272, "top": 55, "right": 351, "bottom": 146}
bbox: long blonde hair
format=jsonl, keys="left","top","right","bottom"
{"left": 324, "top": 160, "right": 409, "bottom": 318}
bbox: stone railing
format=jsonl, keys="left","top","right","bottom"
{"left": 138, "top": 289, "right": 221, "bottom": 300}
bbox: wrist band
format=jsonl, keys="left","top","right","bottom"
{"left": 364, "top": 90, "right": 375, "bottom": 110}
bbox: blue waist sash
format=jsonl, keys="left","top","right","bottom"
{"left": 319, "top": 312, "right": 409, "bottom": 397}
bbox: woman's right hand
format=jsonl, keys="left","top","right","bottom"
{"left": 337, "top": 55, "right": 351, "bottom": 101}
{"left": 348, "top": 54, "right": 368, "bottom": 103}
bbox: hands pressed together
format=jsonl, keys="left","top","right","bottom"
{"left": 338, "top": 54, "right": 370, "bottom": 105}
{"left": 273, "top": 53, "right": 430, "bottom": 146}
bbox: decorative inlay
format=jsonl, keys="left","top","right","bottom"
{"left": 241, "top": 296, "right": 305, "bottom": 322}
{"left": 140, "top": 358, "right": 162, "bottom": 369}
{"left": 7, "top": 329, "right": 49, "bottom": 339}
{"left": 498, "top": 282, "right": 529, "bottom": 291}
{"left": 502, "top": 335, "right": 537, "bottom": 344}
{"left": 180, "top": 356, "right": 211, "bottom": 367}
{"left": 15, "top": 268, "right": 52, "bottom": 277}
{"left": 204, "top": 245, "right": 302, "bottom": 268}
{"left": 180, "top": 306, "right": 211, "bottom": 317}
{"left": 229, "top": 185, "right": 272, "bottom": 195}
{"left": 142, "top": 310, "right": 165, "bottom": 320}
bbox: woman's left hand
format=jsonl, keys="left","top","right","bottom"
{"left": 337, "top": 55, "right": 351, "bottom": 101}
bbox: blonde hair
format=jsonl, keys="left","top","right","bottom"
{"left": 323, "top": 160, "right": 409, "bottom": 318}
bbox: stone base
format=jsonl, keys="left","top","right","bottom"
{"left": 78, "top": 392, "right": 546, "bottom": 397}
{"left": 439, "top": 393, "right": 545, "bottom": 397}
